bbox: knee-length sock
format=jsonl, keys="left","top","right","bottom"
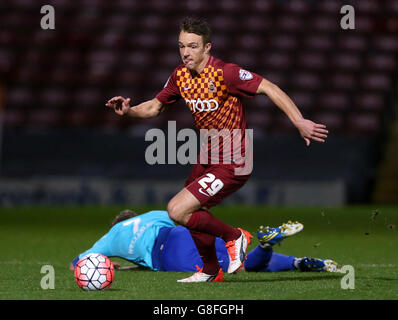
{"left": 189, "top": 229, "right": 220, "bottom": 275}
{"left": 186, "top": 210, "right": 241, "bottom": 242}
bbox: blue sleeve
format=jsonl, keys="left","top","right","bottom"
{"left": 72, "top": 256, "right": 80, "bottom": 268}
{"left": 75, "top": 233, "right": 112, "bottom": 262}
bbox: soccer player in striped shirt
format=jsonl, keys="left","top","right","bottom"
{"left": 106, "top": 17, "right": 328, "bottom": 282}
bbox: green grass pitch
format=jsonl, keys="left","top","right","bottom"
{"left": 0, "top": 205, "right": 397, "bottom": 300}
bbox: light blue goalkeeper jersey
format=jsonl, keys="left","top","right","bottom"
{"left": 77, "top": 210, "right": 175, "bottom": 269}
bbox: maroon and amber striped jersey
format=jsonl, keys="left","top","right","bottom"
{"left": 156, "top": 56, "right": 262, "bottom": 132}
{"left": 156, "top": 56, "right": 262, "bottom": 167}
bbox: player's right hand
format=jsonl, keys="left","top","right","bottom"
{"left": 105, "top": 96, "right": 131, "bottom": 116}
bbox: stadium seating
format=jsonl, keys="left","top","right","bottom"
{"left": 1, "top": 0, "right": 397, "bottom": 140}
{"left": 1, "top": 0, "right": 397, "bottom": 203}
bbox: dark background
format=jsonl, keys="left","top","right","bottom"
{"left": 1, "top": 0, "right": 397, "bottom": 205}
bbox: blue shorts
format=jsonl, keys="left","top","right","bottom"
{"left": 152, "top": 226, "right": 230, "bottom": 272}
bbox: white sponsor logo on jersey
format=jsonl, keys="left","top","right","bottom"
{"left": 239, "top": 69, "right": 253, "bottom": 81}
{"left": 185, "top": 98, "right": 219, "bottom": 113}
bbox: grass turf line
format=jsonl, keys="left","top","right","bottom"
{"left": 0, "top": 205, "right": 397, "bottom": 300}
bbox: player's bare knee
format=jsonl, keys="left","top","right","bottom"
{"left": 167, "top": 200, "right": 184, "bottom": 224}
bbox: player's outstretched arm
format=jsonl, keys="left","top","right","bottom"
{"left": 256, "top": 78, "right": 328, "bottom": 146}
{"left": 105, "top": 96, "right": 165, "bottom": 119}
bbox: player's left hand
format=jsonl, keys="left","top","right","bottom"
{"left": 295, "top": 119, "right": 328, "bottom": 146}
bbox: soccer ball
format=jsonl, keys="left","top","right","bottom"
{"left": 74, "top": 253, "right": 115, "bottom": 291}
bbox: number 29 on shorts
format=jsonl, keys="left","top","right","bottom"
{"left": 198, "top": 173, "right": 224, "bottom": 196}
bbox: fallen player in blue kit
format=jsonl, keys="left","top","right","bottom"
{"left": 71, "top": 209, "right": 339, "bottom": 281}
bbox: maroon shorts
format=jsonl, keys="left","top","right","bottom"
{"left": 184, "top": 163, "right": 251, "bottom": 208}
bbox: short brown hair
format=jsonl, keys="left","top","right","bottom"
{"left": 111, "top": 209, "right": 138, "bottom": 227}
{"left": 180, "top": 17, "right": 212, "bottom": 45}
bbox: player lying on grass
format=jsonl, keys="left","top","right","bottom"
{"left": 71, "top": 209, "right": 339, "bottom": 281}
